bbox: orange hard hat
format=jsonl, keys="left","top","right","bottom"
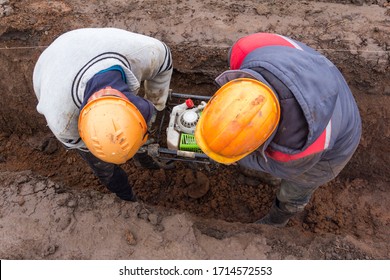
{"left": 195, "top": 78, "right": 280, "bottom": 164}
{"left": 78, "top": 87, "right": 148, "bottom": 164}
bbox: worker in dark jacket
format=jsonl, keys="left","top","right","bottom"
{"left": 195, "top": 33, "right": 361, "bottom": 227}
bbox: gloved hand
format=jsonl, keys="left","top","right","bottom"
{"left": 133, "top": 148, "right": 176, "bottom": 170}
{"left": 133, "top": 150, "right": 161, "bottom": 170}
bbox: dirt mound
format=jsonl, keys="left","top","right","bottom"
{"left": 0, "top": 0, "right": 389, "bottom": 259}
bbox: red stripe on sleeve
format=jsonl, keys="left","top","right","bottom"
{"left": 265, "top": 128, "right": 327, "bottom": 162}
{"left": 229, "top": 33, "right": 296, "bottom": 70}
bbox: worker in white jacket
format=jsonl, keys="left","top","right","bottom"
{"left": 33, "top": 28, "right": 173, "bottom": 201}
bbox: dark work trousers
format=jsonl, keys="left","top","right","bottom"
{"left": 276, "top": 152, "right": 356, "bottom": 214}
{"left": 77, "top": 150, "right": 136, "bottom": 201}
{"left": 240, "top": 147, "right": 358, "bottom": 215}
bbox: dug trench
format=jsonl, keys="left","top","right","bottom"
{"left": 1, "top": 42, "right": 389, "bottom": 257}
{"left": 0, "top": 0, "right": 389, "bottom": 259}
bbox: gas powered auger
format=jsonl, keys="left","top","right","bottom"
{"left": 144, "top": 91, "right": 213, "bottom": 166}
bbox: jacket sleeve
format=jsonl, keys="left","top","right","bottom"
{"left": 144, "top": 42, "right": 173, "bottom": 111}
{"left": 238, "top": 151, "right": 323, "bottom": 180}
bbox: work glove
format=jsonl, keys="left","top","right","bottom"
{"left": 133, "top": 145, "right": 175, "bottom": 170}
{"left": 133, "top": 150, "right": 161, "bottom": 170}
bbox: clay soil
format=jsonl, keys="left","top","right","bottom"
{"left": 0, "top": 0, "right": 389, "bottom": 260}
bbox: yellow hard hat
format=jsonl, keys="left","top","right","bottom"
{"left": 195, "top": 78, "right": 280, "bottom": 164}
{"left": 78, "top": 88, "right": 148, "bottom": 164}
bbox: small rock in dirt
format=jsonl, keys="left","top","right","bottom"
{"left": 66, "top": 156, "right": 76, "bottom": 164}
{"left": 125, "top": 230, "right": 137, "bottom": 245}
{"left": 42, "top": 244, "right": 58, "bottom": 257}
{"left": 137, "top": 208, "right": 149, "bottom": 221}
{"left": 56, "top": 217, "right": 71, "bottom": 232}
{"left": 254, "top": 3, "right": 271, "bottom": 16}
{"left": 34, "top": 181, "right": 46, "bottom": 192}
{"left": 0, "top": 5, "right": 13, "bottom": 18}
{"left": 17, "top": 197, "right": 25, "bottom": 206}
{"left": 148, "top": 213, "right": 161, "bottom": 225}
{"left": 154, "top": 224, "right": 165, "bottom": 232}
{"left": 55, "top": 194, "right": 70, "bottom": 206}
{"left": 15, "top": 175, "right": 29, "bottom": 185}
{"left": 122, "top": 208, "right": 131, "bottom": 219}
{"left": 67, "top": 199, "right": 77, "bottom": 208}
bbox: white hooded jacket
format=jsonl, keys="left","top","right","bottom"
{"left": 33, "top": 28, "right": 172, "bottom": 150}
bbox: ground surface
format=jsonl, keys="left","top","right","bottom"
{"left": 0, "top": 0, "right": 389, "bottom": 260}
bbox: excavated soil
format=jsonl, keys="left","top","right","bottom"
{"left": 0, "top": 0, "right": 389, "bottom": 259}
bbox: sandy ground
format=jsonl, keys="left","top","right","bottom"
{"left": 0, "top": 0, "right": 389, "bottom": 260}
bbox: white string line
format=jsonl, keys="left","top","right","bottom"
{"left": 0, "top": 46, "right": 48, "bottom": 49}
{"left": 317, "top": 49, "right": 390, "bottom": 53}
{"left": 0, "top": 45, "right": 389, "bottom": 53}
